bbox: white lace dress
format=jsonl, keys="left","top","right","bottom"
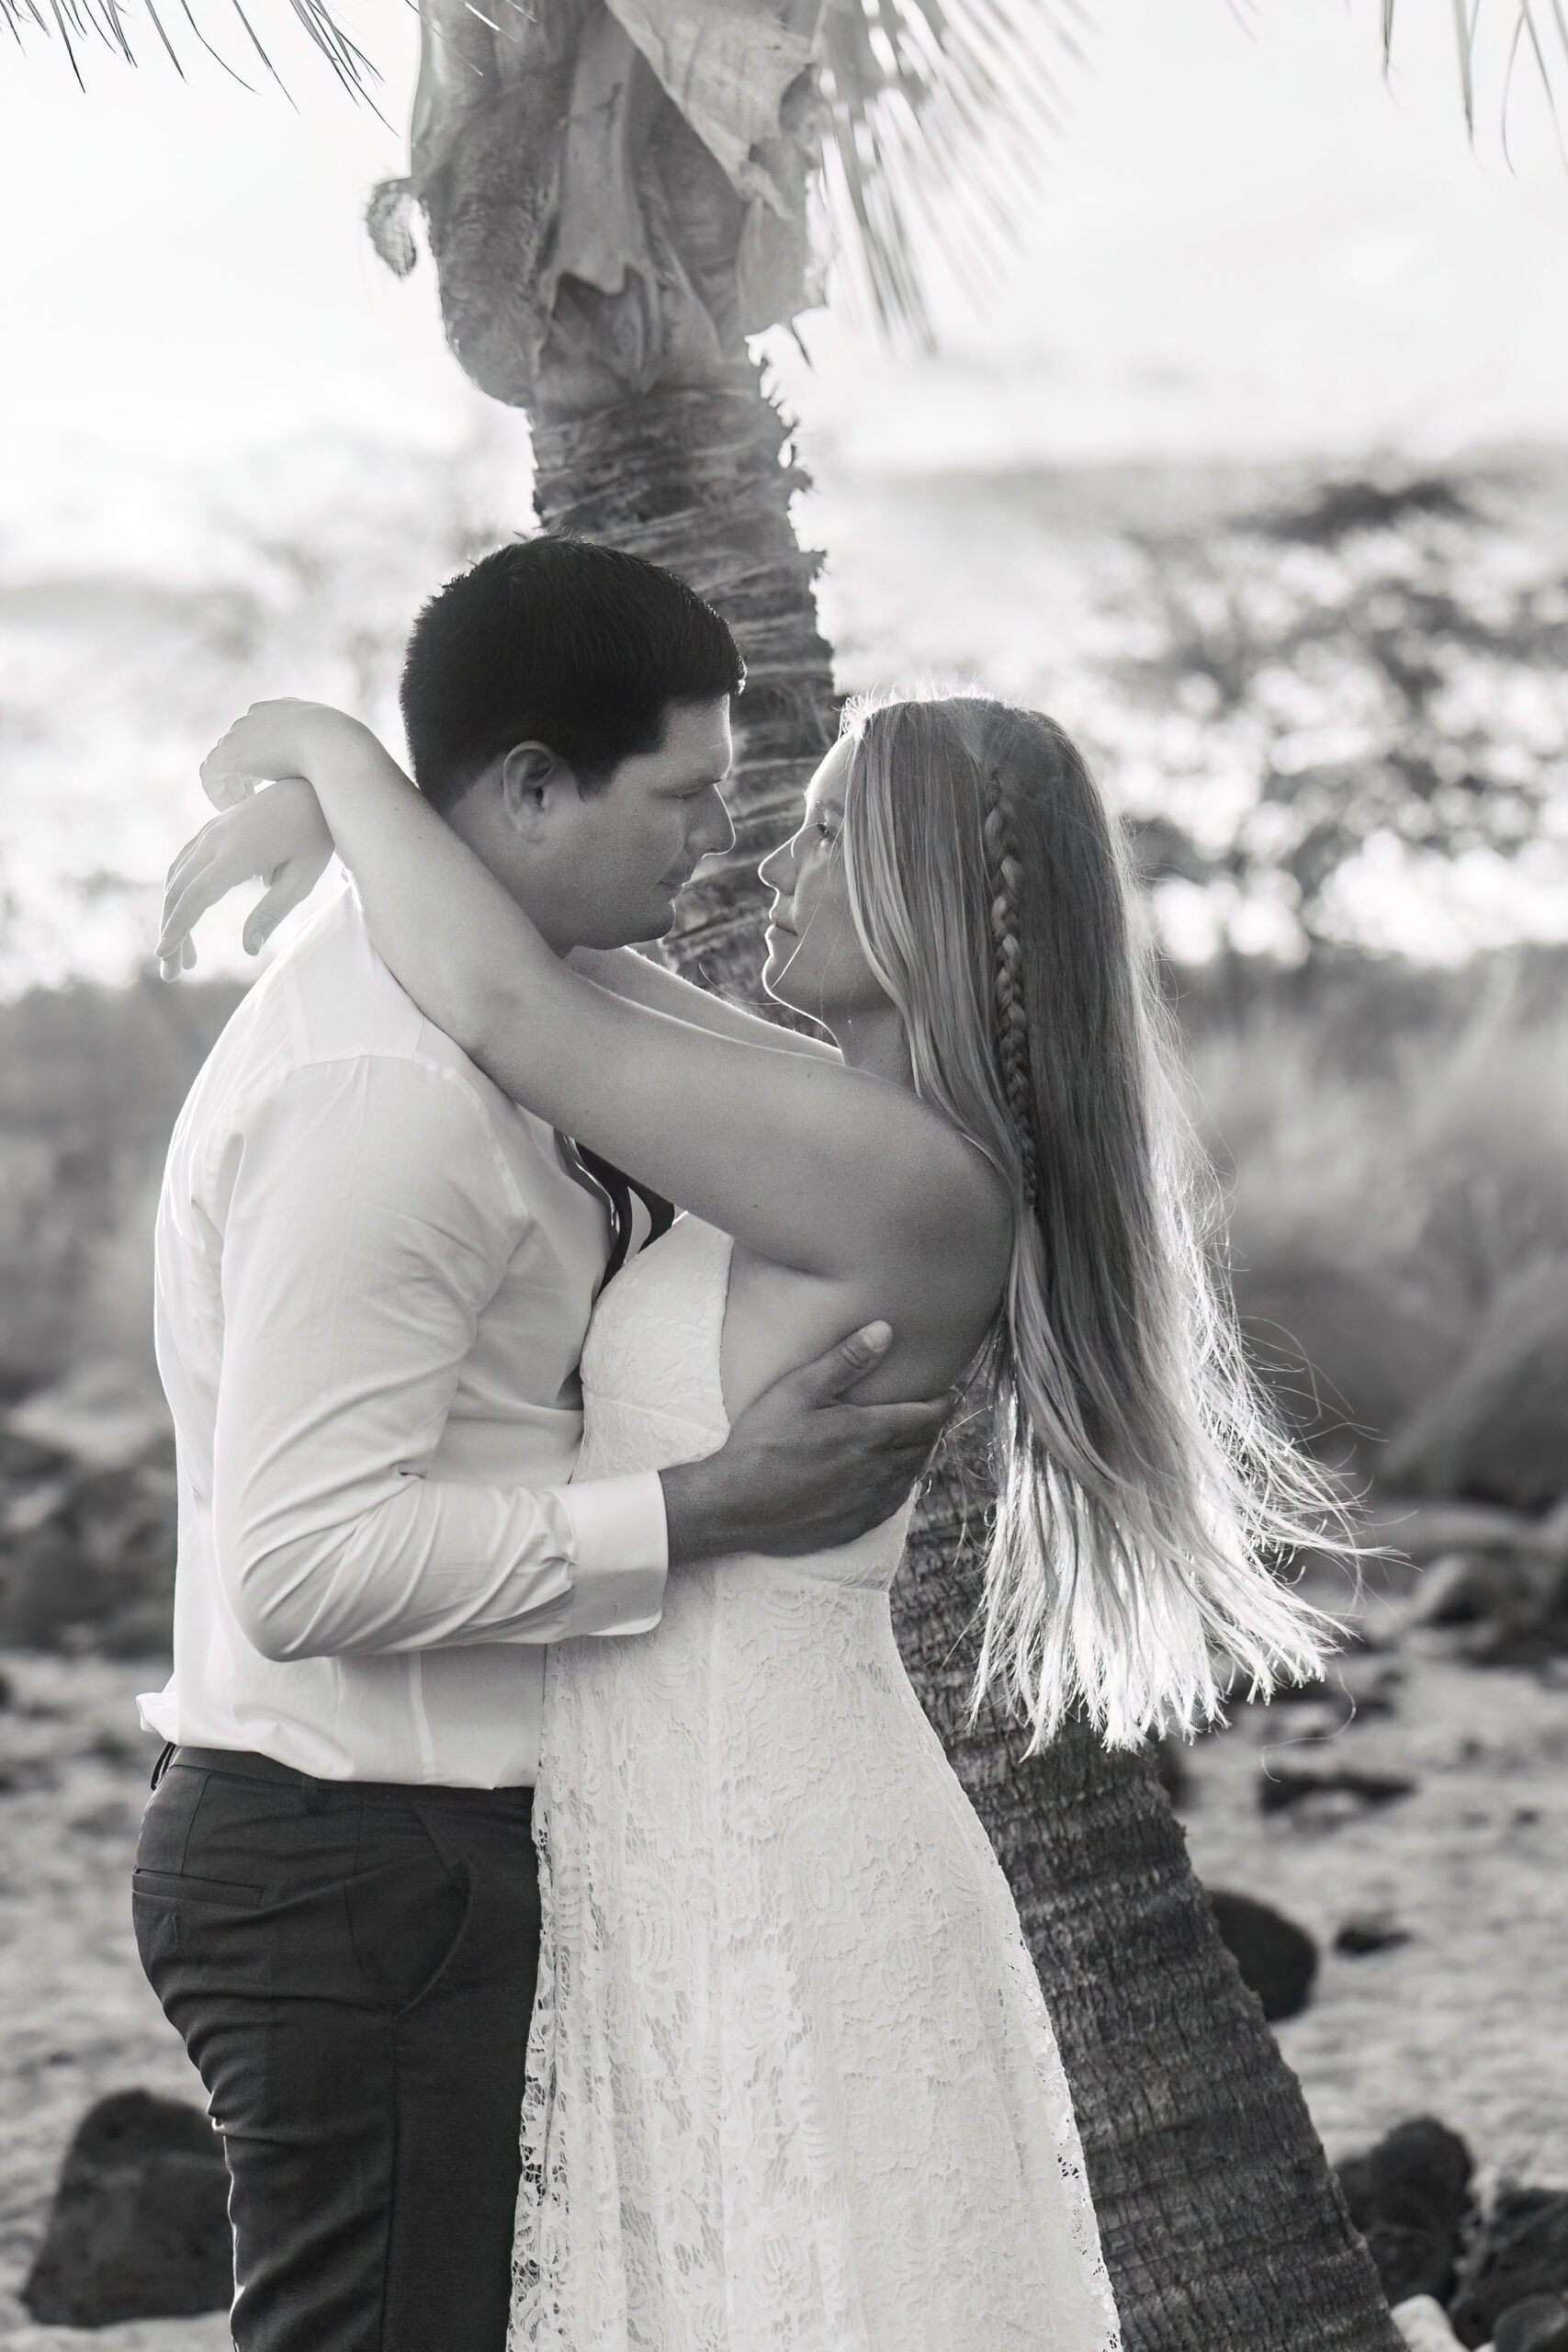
{"left": 510, "top": 1215, "right": 1120, "bottom": 2352}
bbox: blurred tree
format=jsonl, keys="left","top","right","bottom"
{"left": 1113, "top": 473, "right": 1568, "bottom": 962}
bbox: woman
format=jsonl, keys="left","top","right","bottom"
{"left": 162, "top": 689, "right": 1336, "bottom": 2351}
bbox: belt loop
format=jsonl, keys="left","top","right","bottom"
{"left": 150, "top": 1741, "right": 176, "bottom": 1792}
{"left": 301, "top": 1775, "right": 329, "bottom": 1815}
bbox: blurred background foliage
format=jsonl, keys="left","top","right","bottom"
{"left": 1113, "top": 470, "right": 1568, "bottom": 957}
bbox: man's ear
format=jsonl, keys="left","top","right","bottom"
{"left": 499, "top": 741, "right": 577, "bottom": 832}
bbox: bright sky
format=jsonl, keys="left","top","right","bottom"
{"left": 3, "top": 0, "right": 1566, "bottom": 987}
{"left": 1, "top": 0, "right": 1565, "bottom": 485}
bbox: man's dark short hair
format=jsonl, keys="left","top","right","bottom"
{"left": 400, "top": 537, "right": 745, "bottom": 811}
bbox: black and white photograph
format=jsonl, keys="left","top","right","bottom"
{"left": 2, "top": 3, "right": 1567, "bottom": 2347}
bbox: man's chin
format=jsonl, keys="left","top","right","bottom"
{"left": 582, "top": 899, "right": 678, "bottom": 952}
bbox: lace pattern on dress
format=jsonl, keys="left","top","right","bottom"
{"left": 511, "top": 1216, "right": 1119, "bottom": 2352}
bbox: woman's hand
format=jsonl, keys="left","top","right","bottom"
{"left": 158, "top": 778, "right": 334, "bottom": 976}
{"left": 158, "top": 699, "right": 371, "bottom": 974}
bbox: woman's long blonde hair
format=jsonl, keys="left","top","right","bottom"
{"left": 838, "top": 695, "right": 1338, "bottom": 1751}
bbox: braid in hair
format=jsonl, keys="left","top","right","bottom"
{"left": 982, "top": 767, "right": 1041, "bottom": 1211}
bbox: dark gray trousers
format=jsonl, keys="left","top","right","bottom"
{"left": 133, "top": 1747, "right": 540, "bottom": 2352}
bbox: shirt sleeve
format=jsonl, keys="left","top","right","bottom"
{"left": 209, "top": 1054, "right": 668, "bottom": 1663}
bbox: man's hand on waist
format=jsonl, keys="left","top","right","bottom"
{"left": 660, "top": 1322, "right": 954, "bottom": 1564}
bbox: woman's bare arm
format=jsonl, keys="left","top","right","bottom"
{"left": 164, "top": 705, "right": 1006, "bottom": 1354}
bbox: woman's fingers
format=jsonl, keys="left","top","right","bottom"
{"left": 242, "top": 862, "right": 314, "bottom": 956}
{"left": 160, "top": 850, "right": 212, "bottom": 947}
{"left": 162, "top": 758, "right": 335, "bottom": 978}
{"left": 158, "top": 932, "right": 198, "bottom": 982}
{"left": 163, "top": 828, "right": 219, "bottom": 903}
{"left": 162, "top": 829, "right": 217, "bottom": 910}
{"left": 158, "top": 857, "right": 236, "bottom": 975}
{"left": 159, "top": 850, "right": 318, "bottom": 976}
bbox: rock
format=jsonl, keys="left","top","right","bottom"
{"left": 21, "top": 2088, "right": 232, "bottom": 2326}
{"left": 1383, "top": 1256, "right": 1568, "bottom": 1512}
{"left": 1451, "top": 2188, "right": 1568, "bottom": 2348}
{"left": 1495, "top": 2296, "right": 1568, "bottom": 2352}
{"left": 1336, "top": 1911, "right": 1414, "bottom": 1957}
{"left": 1258, "top": 1766, "right": 1417, "bottom": 1819}
{"left": 1208, "top": 1889, "right": 1318, "bottom": 2021}
{"left": 1392, "top": 2296, "right": 1468, "bottom": 2350}
{"left": 1337, "top": 2116, "right": 1474, "bottom": 2309}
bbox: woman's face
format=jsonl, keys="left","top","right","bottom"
{"left": 758, "top": 738, "right": 888, "bottom": 1027}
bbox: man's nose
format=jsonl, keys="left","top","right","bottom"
{"left": 696, "top": 788, "right": 737, "bottom": 859}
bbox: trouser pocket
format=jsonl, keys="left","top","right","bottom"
{"left": 343, "top": 1817, "right": 471, "bottom": 2016}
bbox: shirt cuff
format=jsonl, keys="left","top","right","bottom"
{"left": 552, "top": 1469, "right": 669, "bottom": 1636}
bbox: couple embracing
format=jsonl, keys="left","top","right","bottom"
{"left": 138, "top": 535, "right": 1331, "bottom": 2352}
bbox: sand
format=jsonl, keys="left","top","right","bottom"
{"left": 1, "top": 1638, "right": 1563, "bottom": 2346}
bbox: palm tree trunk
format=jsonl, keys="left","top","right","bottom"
{"left": 908, "top": 1433, "right": 1404, "bottom": 2351}
{"left": 531, "top": 364, "right": 1402, "bottom": 2352}
{"left": 530, "top": 373, "right": 838, "bottom": 999}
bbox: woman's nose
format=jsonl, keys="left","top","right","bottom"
{"left": 758, "top": 835, "right": 791, "bottom": 889}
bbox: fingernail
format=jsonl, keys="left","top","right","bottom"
{"left": 858, "top": 1320, "right": 891, "bottom": 1351}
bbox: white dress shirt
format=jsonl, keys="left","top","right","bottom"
{"left": 138, "top": 883, "right": 669, "bottom": 1787}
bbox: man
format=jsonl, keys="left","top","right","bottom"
{"left": 139, "top": 537, "right": 945, "bottom": 2352}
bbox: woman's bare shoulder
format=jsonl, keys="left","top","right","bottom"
{"left": 890, "top": 1096, "right": 1014, "bottom": 1269}
{"left": 835, "top": 1103, "right": 1013, "bottom": 1396}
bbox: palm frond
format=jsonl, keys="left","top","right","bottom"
{"left": 1382, "top": 0, "right": 1568, "bottom": 139}
{"left": 818, "top": 0, "right": 1087, "bottom": 348}
{"left": 0, "top": 0, "right": 379, "bottom": 100}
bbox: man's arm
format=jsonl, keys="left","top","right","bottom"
{"left": 211, "top": 1054, "right": 669, "bottom": 1662}
{"left": 210, "top": 1057, "right": 951, "bottom": 1667}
